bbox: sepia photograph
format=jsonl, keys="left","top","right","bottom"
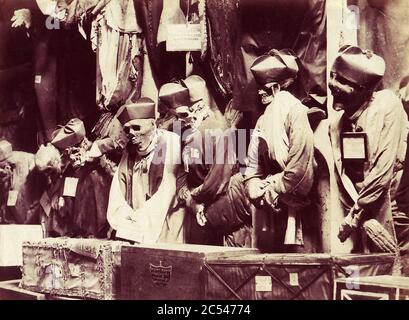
{"left": 0, "top": 0, "right": 408, "bottom": 306}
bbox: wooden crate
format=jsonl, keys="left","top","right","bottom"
{"left": 122, "top": 247, "right": 394, "bottom": 300}
{"left": 206, "top": 253, "right": 395, "bottom": 300}
{"left": 121, "top": 243, "right": 258, "bottom": 300}
{"left": 0, "top": 267, "right": 21, "bottom": 281}
{"left": 21, "top": 238, "right": 125, "bottom": 300}
{"left": 334, "top": 275, "right": 409, "bottom": 300}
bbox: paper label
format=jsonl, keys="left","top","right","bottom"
{"left": 166, "top": 24, "right": 201, "bottom": 52}
{"left": 341, "top": 132, "right": 367, "bottom": 160}
{"left": 7, "top": 190, "right": 18, "bottom": 207}
{"left": 255, "top": 276, "right": 272, "bottom": 292}
{"left": 289, "top": 272, "right": 299, "bottom": 286}
{"left": 63, "top": 177, "right": 79, "bottom": 197}
{"left": 35, "top": 75, "right": 42, "bottom": 84}
{"left": 39, "top": 191, "right": 52, "bottom": 217}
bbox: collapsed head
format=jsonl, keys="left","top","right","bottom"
{"left": 117, "top": 98, "right": 157, "bottom": 152}
{"left": 35, "top": 143, "right": 62, "bottom": 174}
{"left": 329, "top": 45, "right": 385, "bottom": 113}
{"left": 250, "top": 49, "right": 299, "bottom": 105}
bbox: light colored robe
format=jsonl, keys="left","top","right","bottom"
{"left": 329, "top": 89, "right": 409, "bottom": 250}
{"left": 107, "top": 129, "right": 185, "bottom": 244}
{"left": 245, "top": 91, "right": 315, "bottom": 245}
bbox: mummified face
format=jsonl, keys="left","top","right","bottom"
{"left": 258, "top": 82, "right": 276, "bottom": 105}
{"left": 329, "top": 71, "right": 369, "bottom": 113}
{"left": 173, "top": 100, "right": 207, "bottom": 129}
{"left": 123, "top": 119, "right": 156, "bottom": 152}
{"left": 35, "top": 143, "right": 62, "bottom": 174}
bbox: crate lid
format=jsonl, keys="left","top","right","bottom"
{"left": 331, "top": 253, "right": 395, "bottom": 265}
{"left": 336, "top": 275, "right": 409, "bottom": 289}
{"left": 121, "top": 243, "right": 258, "bottom": 259}
{"left": 210, "top": 252, "right": 396, "bottom": 265}
{"left": 209, "top": 253, "right": 332, "bottom": 265}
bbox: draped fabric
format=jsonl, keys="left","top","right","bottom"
{"left": 91, "top": 0, "right": 145, "bottom": 159}
{"left": 204, "top": 0, "right": 327, "bottom": 122}
{"left": 0, "top": 0, "right": 39, "bottom": 151}
{"left": 0, "top": 0, "right": 35, "bottom": 71}
{"left": 92, "top": 0, "right": 144, "bottom": 111}
{"left": 133, "top": 0, "right": 186, "bottom": 87}
{"left": 31, "top": 16, "right": 97, "bottom": 143}
{"left": 352, "top": 0, "right": 409, "bottom": 90}
{"left": 204, "top": 0, "right": 239, "bottom": 100}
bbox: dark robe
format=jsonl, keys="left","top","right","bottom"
{"left": 178, "top": 110, "right": 251, "bottom": 244}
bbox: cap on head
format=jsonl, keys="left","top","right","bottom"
{"left": 158, "top": 83, "right": 190, "bottom": 110}
{"left": 116, "top": 97, "right": 156, "bottom": 126}
{"left": 250, "top": 49, "right": 299, "bottom": 86}
{"left": 332, "top": 45, "right": 385, "bottom": 89}
{"left": 182, "top": 75, "right": 207, "bottom": 104}
{"left": 0, "top": 140, "right": 12, "bottom": 162}
{"left": 51, "top": 118, "right": 86, "bottom": 150}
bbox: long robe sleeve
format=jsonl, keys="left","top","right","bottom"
{"left": 355, "top": 98, "right": 406, "bottom": 212}
{"left": 270, "top": 107, "right": 314, "bottom": 197}
{"left": 107, "top": 132, "right": 181, "bottom": 243}
{"left": 192, "top": 129, "right": 237, "bottom": 204}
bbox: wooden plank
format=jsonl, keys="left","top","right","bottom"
{"left": 0, "top": 280, "right": 46, "bottom": 300}
{"left": 46, "top": 294, "right": 82, "bottom": 300}
{"left": 332, "top": 253, "right": 395, "bottom": 265}
{"left": 122, "top": 244, "right": 257, "bottom": 260}
{"left": 209, "top": 253, "right": 332, "bottom": 265}
{"left": 347, "top": 276, "right": 409, "bottom": 289}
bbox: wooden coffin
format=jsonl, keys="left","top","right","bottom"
{"left": 205, "top": 253, "right": 395, "bottom": 300}
{"left": 120, "top": 243, "right": 258, "bottom": 300}
{"left": 21, "top": 238, "right": 125, "bottom": 300}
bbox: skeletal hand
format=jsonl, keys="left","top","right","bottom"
{"left": 338, "top": 208, "right": 361, "bottom": 242}
{"left": 263, "top": 186, "right": 281, "bottom": 213}
{"left": 195, "top": 204, "right": 207, "bottom": 227}
{"left": 246, "top": 178, "right": 269, "bottom": 200}
{"left": 11, "top": 9, "right": 32, "bottom": 29}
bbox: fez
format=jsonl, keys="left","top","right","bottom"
{"left": 182, "top": 75, "right": 207, "bottom": 103}
{"left": 250, "top": 49, "right": 299, "bottom": 86}
{"left": 116, "top": 97, "right": 156, "bottom": 125}
{"left": 51, "top": 118, "right": 86, "bottom": 150}
{"left": 332, "top": 45, "right": 385, "bottom": 89}
{"left": 158, "top": 83, "right": 190, "bottom": 110}
{"left": 0, "top": 140, "right": 12, "bottom": 162}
